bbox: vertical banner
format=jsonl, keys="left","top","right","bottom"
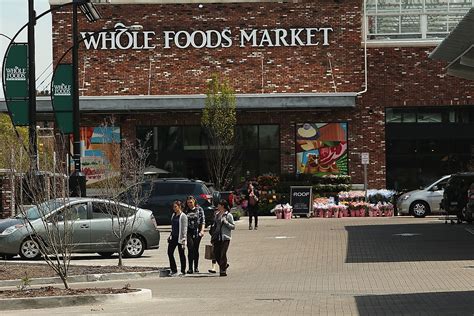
{"left": 296, "top": 122, "right": 348, "bottom": 175}
{"left": 52, "top": 64, "right": 73, "bottom": 134}
{"left": 3, "top": 43, "right": 29, "bottom": 126}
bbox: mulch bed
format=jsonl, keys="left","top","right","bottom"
{"left": 0, "top": 263, "right": 158, "bottom": 299}
{"left": 0, "top": 263, "right": 160, "bottom": 281}
{"left": 0, "top": 286, "right": 137, "bottom": 298}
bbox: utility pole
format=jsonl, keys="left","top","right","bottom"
{"left": 28, "top": 0, "right": 38, "bottom": 173}
{"left": 69, "top": 0, "right": 86, "bottom": 197}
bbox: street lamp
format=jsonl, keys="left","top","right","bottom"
{"left": 69, "top": 0, "right": 101, "bottom": 197}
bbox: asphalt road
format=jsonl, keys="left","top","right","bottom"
{"left": 2, "top": 216, "right": 473, "bottom": 315}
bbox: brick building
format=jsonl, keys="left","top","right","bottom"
{"left": 42, "top": 0, "right": 474, "bottom": 190}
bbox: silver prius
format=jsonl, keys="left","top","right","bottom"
{"left": 0, "top": 198, "right": 160, "bottom": 260}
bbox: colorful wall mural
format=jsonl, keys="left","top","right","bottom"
{"left": 296, "top": 123, "right": 348, "bottom": 175}
{"left": 71, "top": 127, "right": 121, "bottom": 186}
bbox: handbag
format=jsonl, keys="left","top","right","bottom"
{"left": 204, "top": 244, "right": 215, "bottom": 260}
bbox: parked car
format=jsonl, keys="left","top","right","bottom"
{"left": 441, "top": 172, "right": 474, "bottom": 221}
{"left": 397, "top": 175, "right": 450, "bottom": 218}
{"left": 0, "top": 198, "right": 160, "bottom": 260}
{"left": 119, "top": 178, "right": 216, "bottom": 226}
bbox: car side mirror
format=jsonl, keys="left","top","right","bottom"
{"left": 431, "top": 185, "right": 439, "bottom": 191}
{"left": 212, "top": 191, "right": 220, "bottom": 206}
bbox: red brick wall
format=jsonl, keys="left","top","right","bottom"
{"left": 52, "top": 0, "right": 364, "bottom": 95}
{"left": 52, "top": 1, "right": 474, "bottom": 189}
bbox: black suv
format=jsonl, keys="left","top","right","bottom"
{"left": 441, "top": 172, "right": 474, "bottom": 221}
{"left": 120, "top": 178, "right": 216, "bottom": 226}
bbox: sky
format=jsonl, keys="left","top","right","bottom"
{"left": 0, "top": 0, "right": 52, "bottom": 99}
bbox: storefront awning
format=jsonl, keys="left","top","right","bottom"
{"left": 429, "top": 8, "right": 474, "bottom": 81}
{"left": 0, "top": 93, "right": 356, "bottom": 112}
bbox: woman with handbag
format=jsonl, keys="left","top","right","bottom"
{"left": 167, "top": 200, "right": 188, "bottom": 276}
{"left": 212, "top": 199, "right": 235, "bottom": 277}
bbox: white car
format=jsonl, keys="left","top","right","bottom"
{"left": 397, "top": 175, "right": 451, "bottom": 218}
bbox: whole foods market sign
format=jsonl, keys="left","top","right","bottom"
{"left": 80, "top": 23, "right": 333, "bottom": 50}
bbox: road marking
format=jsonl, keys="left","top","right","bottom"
{"left": 393, "top": 233, "right": 421, "bottom": 237}
{"left": 266, "top": 236, "right": 296, "bottom": 239}
{"left": 465, "top": 228, "right": 474, "bottom": 235}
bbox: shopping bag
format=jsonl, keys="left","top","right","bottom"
{"left": 205, "top": 244, "right": 215, "bottom": 260}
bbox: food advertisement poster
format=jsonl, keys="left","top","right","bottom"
{"left": 71, "top": 127, "right": 121, "bottom": 186}
{"left": 296, "top": 123, "right": 348, "bottom": 175}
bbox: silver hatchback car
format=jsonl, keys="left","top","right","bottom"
{"left": 0, "top": 198, "right": 160, "bottom": 260}
{"left": 397, "top": 175, "right": 451, "bottom": 218}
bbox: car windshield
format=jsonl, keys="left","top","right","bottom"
{"left": 423, "top": 177, "right": 448, "bottom": 190}
{"left": 15, "top": 200, "right": 64, "bottom": 220}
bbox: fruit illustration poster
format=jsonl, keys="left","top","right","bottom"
{"left": 296, "top": 123, "right": 348, "bottom": 175}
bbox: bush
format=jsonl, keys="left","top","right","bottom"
{"left": 231, "top": 209, "right": 241, "bottom": 221}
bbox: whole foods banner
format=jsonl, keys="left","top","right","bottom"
{"left": 296, "top": 122, "right": 348, "bottom": 175}
{"left": 3, "top": 43, "right": 29, "bottom": 126}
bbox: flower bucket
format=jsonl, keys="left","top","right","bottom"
{"left": 276, "top": 211, "right": 283, "bottom": 219}
{"left": 350, "top": 210, "right": 356, "bottom": 217}
{"left": 343, "top": 209, "right": 348, "bottom": 217}
{"left": 283, "top": 211, "right": 292, "bottom": 219}
{"left": 359, "top": 209, "right": 365, "bottom": 217}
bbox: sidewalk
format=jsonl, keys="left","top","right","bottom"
{"left": 2, "top": 216, "right": 473, "bottom": 315}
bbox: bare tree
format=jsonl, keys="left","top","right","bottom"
{"left": 7, "top": 133, "right": 76, "bottom": 289}
{"left": 90, "top": 119, "right": 152, "bottom": 267}
{"left": 201, "top": 74, "right": 240, "bottom": 190}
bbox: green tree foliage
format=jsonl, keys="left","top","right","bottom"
{"left": 0, "top": 113, "right": 28, "bottom": 169}
{"left": 201, "top": 75, "right": 239, "bottom": 190}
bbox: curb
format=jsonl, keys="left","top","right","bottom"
{"left": 0, "top": 270, "right": 162, "bottom": 288}
{"left": 0, "top": 288, "right": 152, "bottom": 311}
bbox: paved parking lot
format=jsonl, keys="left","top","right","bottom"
{"left": 3, "top": 216, "right": 474, "bottom": 315}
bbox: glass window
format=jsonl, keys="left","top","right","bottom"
{"left": 366, "top": 0, "right": 471, "bottom": 41}
{"left": 55, "top": 203, "right": 88, "bottom": 221}
{"left": 92, "top": 203, "right": 111, "bottom": 219}
{"left": 175, "top": 183, "right": 205, "bottom": 195}
{"left": 386, "top": 109, "right": 402, "bottom": 122}
{"left": 152, "top": 183, "right": 176, "bottom": 196}
{"left": 183, "top": 126, "right": 207, "bottom": 150}
{"left": 417, "top": 111, "right": 442, "bottom": 123}
{"left": 259, "top": 125, "right": 279, "bottom": 149}
{"left": 259, "top": 149, "right": 280, "bottom": 174}
{"left": 158, "top": 126, "right": 182, "bottom": 151}
{"left": 238, "top": 125, "right": 258, "bottom": 149}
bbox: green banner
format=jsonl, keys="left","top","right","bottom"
{"left": 52, "top": 64, "right": 73, "bottom": 134}
{"left": 3, "top": 43, "right": 29, "bottom": 126}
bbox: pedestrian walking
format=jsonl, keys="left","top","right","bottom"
{"left": 212, "top": 199, "right": 235, "bottom": 277}
{"left": 167, "top": 200, "right": 187, "bottom": 276}
{"left": 208, "top": 206, "right": 220, "bottom": 274}
{"left": 245, "top": 182, "right": 260, "bottom": 230}
{"left": 184, "top": 195, "right": 205, "bottom": 274}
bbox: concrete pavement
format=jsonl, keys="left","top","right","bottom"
{"left": 1, "top": 216, "right": 473, "bottom": 315}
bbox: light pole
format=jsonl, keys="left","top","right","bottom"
{"left": 69, "top": 1, "right": 101, "bottom": 197}
{"left": 28, "top": 0, "right": 38, "bottom": 174}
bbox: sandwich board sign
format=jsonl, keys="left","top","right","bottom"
{"left": 290, "top": 186, "right": 313, "bottom": 217}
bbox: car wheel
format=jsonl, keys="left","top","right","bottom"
{"left": 410, "top": 201, "right": 430, "bottom": 218}
{"left": 97, "top": 252, "right": 115, "bottom": 258}
{"left": 19, "top": 238, "right": 41, "bottom": 260}
{"left": 122, "top": 235, "right": 145, "bottom": 258}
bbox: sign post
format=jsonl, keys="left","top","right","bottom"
{"left": 361, "top": 152, "right": 369, "bottom": 200}
{"left": 290, "top": 186, "right": 313, "bottom": 218}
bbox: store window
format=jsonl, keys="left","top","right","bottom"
{"left": 386, "top": 107, "right": 474, "bottom": 123}
{"left": 137, "top": 124, "right": 280, "bottom": 180}
{"left": 366, "top": 0, "right": 472, "bottom": 42}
